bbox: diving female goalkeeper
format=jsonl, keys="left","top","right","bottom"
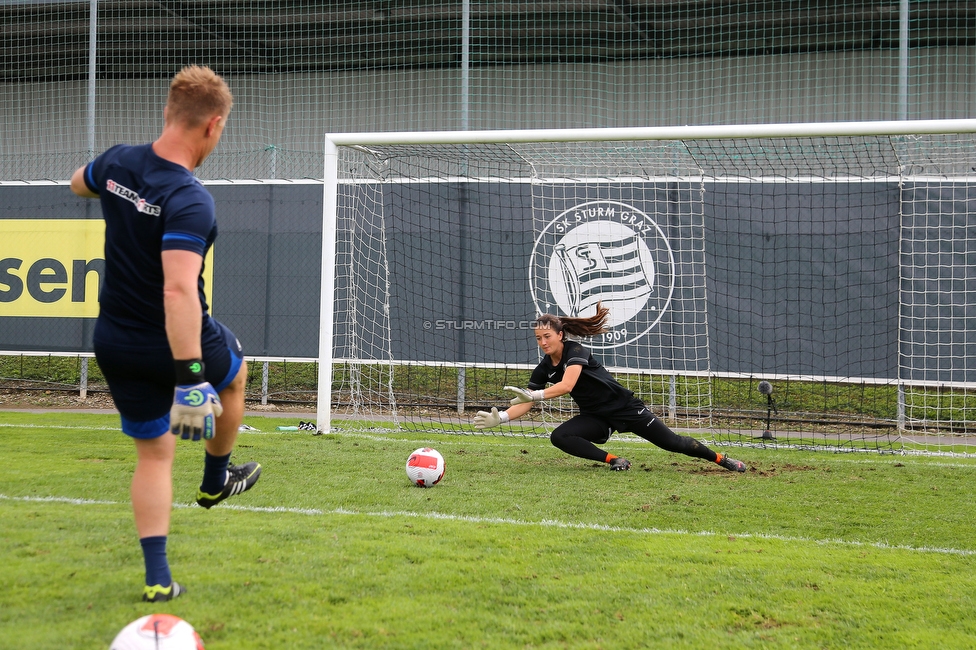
{"left": 473, "top": 303, "right": 748, "bottom": 473}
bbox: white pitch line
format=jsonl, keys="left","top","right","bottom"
{"left": 6, "top": 421, "right": 976, "bottom": 466}
{"left": 293, "top": 431, "right": 976, "bottom": 467}
{"left": 3, "top": 492, "right": 974, "bottom": 557}
{"left": 0, "top": 422, "right": 119, "bottom": 432}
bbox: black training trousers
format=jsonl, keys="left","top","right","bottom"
{"left": 548, "top": 399, "right": 717, "bottom": 464}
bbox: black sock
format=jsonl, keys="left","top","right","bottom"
{"left": 140, "top": 535, "right": 171, "bottom": 587}
{"left": 200, "top": 451, "right": 231, "bottom": 494}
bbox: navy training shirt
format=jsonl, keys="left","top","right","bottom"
{"left": 82, "top": 143, "right": 216, "bottom": 346}
{"left": 527, "top": 339, "right": 635, "bottom": 416}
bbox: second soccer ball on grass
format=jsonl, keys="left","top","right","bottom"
{"left": 110, "top": 614, "right": 204, "bottom": 649}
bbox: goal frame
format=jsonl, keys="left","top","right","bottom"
{"left": 318, "top": 119, "right": 976, "bottom": 434}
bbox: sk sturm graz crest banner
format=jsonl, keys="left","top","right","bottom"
{"left": 530, "top": 200, "right": 675, "bottom": 350}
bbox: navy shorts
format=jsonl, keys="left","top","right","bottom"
{"left": 94, "top": 317, "right": 244, "bottom": 439}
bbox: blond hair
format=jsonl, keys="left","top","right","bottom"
{"left": 165, "top": 65, "right": 233, "bottom": 128}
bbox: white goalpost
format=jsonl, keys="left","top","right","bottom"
{"left": 318, "top": 119, "right": 976, "bottom": 456}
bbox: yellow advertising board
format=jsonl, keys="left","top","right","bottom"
{"left": 0, "top": 219, "right": 214, "bottom": 318}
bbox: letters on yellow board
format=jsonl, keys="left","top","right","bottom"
{"left": 0, "top": 219, "right": 214, "bottom": 318}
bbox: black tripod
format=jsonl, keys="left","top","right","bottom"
{"left": 758, "top": 381, "right": 777, "bottom": 440}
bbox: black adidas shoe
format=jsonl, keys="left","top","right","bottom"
{"left": 142, "top": 581, "right": 185, "bottom": 602}
{"left": 718, "top": 455, "right": 747, "bottom": 472}
{"left": 609, "top": 457, "right": 631, "bottom": 471}
{"left": 197, "top": 461, "right": 262, "bottom": 509}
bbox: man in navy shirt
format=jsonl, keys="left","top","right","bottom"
{"left": 70, "top": 66, "right": 261, "bottom": 602}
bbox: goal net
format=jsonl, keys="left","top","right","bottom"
{"left": 319, "top": 121, "right": 976, "bottom": 456}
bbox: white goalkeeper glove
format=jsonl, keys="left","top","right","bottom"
{"left": 171, "top": 382, "right": 223, "bottom": 441}
{"left": 170, "top": 360, "right": 223, "bottom": 441}
{"left": 473, "top": 407, "right": 509, "bottom": 429}
{"left": 504, "top": 385, "right": 545, "bottom": 406}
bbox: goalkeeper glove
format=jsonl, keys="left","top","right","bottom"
{"left": 504, "top": 385, "right": 545, "bottom": 406}
{"left": 170, "top": 359, "right": 223, "bottom": 441}
{"left": 473, "top": 407, "right": 509, "bottom": 429}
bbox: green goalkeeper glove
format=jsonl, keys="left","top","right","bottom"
{"left": 473, "top": 407, "right": 509, "bottom": 429}
{"left": 504, "top": 385, "right": 545, "bottom": 405}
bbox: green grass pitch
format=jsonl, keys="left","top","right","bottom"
{"left": 2, "top": 410, "right": 976, "bottom": 648}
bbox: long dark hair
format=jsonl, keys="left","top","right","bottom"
{"left": 534, "top": 302, "right": 610, "bottom": 338}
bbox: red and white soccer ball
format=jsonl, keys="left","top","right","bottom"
{"left": 110, "top": 614, "right": 204, "bottom": 650}
{"left": 406, "top": 447, "right": 445, "bottom": 487}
